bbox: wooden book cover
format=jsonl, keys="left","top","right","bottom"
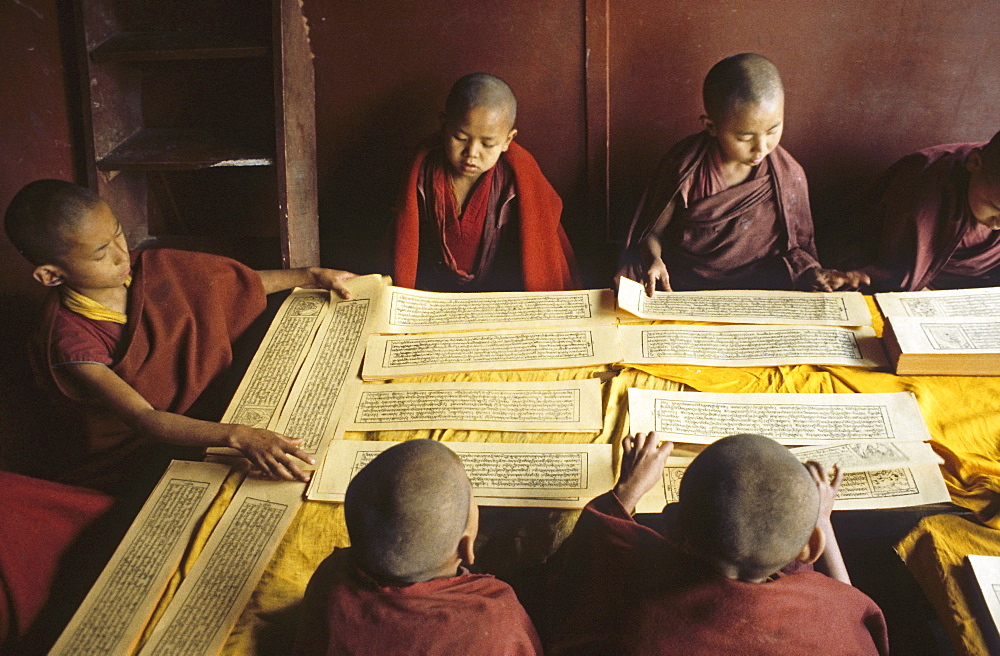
{"left": 883, "top": 315, "right": 1000, "bottom": 376}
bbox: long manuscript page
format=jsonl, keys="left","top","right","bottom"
{"left": 50, "top": 461, "right": 231, "bottom": 656}
{"left": 374, "top": 286, "right": 617, "bottom": 333}
{"left": 308, "top": 440, "right": 613, "bottom": 508}
{"left": 636, "top": 441, "right": 948, "bottom": 513}
{"left": 876, "top": 286, "right": 1000, "bottom": 318}
{"left": 341, "top": 379, "right": 604, "bottom": 432}
{"left": 627, "top": 388, "right": 932, "bottom": 446}
{"left": 269, "top": 274, "right": 386, "bottom": 460}
{"left": 361, "top": 326, "right": 622, "bottom": 379}
{"left": 617, "top": 277, "right": 872, "bottom": 326}
{"left": 888, "top": 316, "right": 1000, "bottom": 353}
{"left": 136, "top": 477, "right": 305, "bottom": 656}
{"left": 618, "top": 324, "right": 885, "bottom": 367}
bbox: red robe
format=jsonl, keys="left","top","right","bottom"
{"left": 539, "top": 492, "right": 889, "bottom": 656}
{"left": 622, "top": 131, "right": 821, "bottom": 290}
{"left": 33, "top": 248, "right": 267, "bottom": 494}
{"left": 393, "top": 140, "right": 580, "bottom": 292}
{"left": 0, "top": 472, "right": 113, "bottom": 649}
{"left": 293, "top": 548, "right": 543, "bottom": 656}
{"left": 865, "top": 142, "right": 1000, "bottom": 291}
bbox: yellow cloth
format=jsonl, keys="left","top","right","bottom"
{"left": 896, "top": 514, "right": 1000, "bottom": 656}
{"left": 59, "top": 276, "right": 131, "bottom": 324}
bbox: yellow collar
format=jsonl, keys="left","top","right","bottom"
{"left": 59, "top": 276, "right": 131, "bottom": 324}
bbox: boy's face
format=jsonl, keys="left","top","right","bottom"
{"left": 966, "top": 151, "right": 1000, "bottom": 229}
{"left": 704, "top": 98, "right": 784, "bottom": 168}
{"left": 441, "top": 105, "right": 517, "bottom": 181}
{"left": 45, "top": 201, "right": 130, "bottom": 292}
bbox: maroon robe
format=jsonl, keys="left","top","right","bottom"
{"left": 33, "top": 248, "right": 267, "bottom": 494}
{"left": 623, "top": 131, "right": 820, "bottom": 290}
{"left": 539, "top": 492, "right": 889, "bottom": 656}
{"left": 293, "top": 548, "right": 543, "bottom": 656}
{"left": 865, "top": 142, "right": 1000, "bottom": 291}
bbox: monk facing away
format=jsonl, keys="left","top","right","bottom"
{"left": 4, "top": 179, "right": 357, "bottom": 495}
{"left": 619, "top": 53, "right": 868, "bottom": 295}
{"left": 392, "top": 72, "right": 580, "bottom": 292}
{"left": 293, "top": 439, "right": 542, "bottom": 656}
{"left": 861, "top": 130, "right": 1000, "bottom": 291}
{"left": 538, "top": 432, "right": 889, "bottom": 656}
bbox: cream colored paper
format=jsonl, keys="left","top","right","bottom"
{"left": 136, "top": 477, "right": 304, "bottom": 656}
{"left": 307, "top": 440, "right": 613, "bottom": 508}
{"left": 219, "top": 288, "right": 330, "bottom": 430}
{"left": 627, "top": 388, "right": 932, "bottom": 445}
{"left": 341, "top": 379, "right": 604, "bottom": 432}
{"left": 618, "top": 323, "right": 886, "bottom": 367}
{"left": 361, "top": 326, "right": 622, "bottom": 379}
{"left": 876, "top": 286, "right": 1000, "bottom": 318}
{"left": 374, "top": 285, "right": 617, "bottom": 333}
{"left": 617, "top": 277, "right": 872, "bottom": 326}
{"left": 967, "top": 555, "right": 1000, "bottom": 651}
{"left": 269, "top": 274, "right": 386, "bottom": 458}
{"left": 51, "top": 461, "right": 231, "bottom": 656}
{"left": 636, "top": 457, "right": 949, "bottom": 513}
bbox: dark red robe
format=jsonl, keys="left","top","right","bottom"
{"left": 33, "top": 248, "right": 267, "bottom": 494}
{"left": 293, "top": 548, "right": 543, "bottom": 656}
{"left": 864, "top": 142, "right": 1000, "bottom": 291}
{"left": 0, "top": 472, "right": 113, "bottom": 649}
{"left": 622, "top": 131, "right": 821, "bottom": 290}
{"left": 393, "top": 140, "right": 580, "bottom": 292}
{"left": 539, "top": 492, "right": 889, "bottom": 656}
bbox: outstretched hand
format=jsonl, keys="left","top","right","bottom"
{"left": 643, "top": 259, "right": 672, "bottom": 296}
{"left": 614, "top": 431, "right": 674, "bottom": 514}
{"left": 801, "top": 267, "right": 871, "bottom": 292}
{"left": 310, "top": 267, "right": 358, "bottom": 299}
{"left": 226, "top": 425, "right": 316, "bottom": 482}
{"left": 804, "top": 461, "right": 842, "bottom": 525}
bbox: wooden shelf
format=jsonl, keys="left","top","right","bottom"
{"left": 97, "top": 128, "right": 273, "bottom": 171}
{"left": 91, "top": 32, "right": 269, "bottom": 62}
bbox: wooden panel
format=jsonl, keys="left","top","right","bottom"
{"left": 97, "top": 127, "right": 272, "bottom": 171}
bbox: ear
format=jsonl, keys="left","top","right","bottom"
{"left": 967, "top": 149, "right": 983, "bottom": 175}
{"left": 700, "top": 115, "right": 718, "bottom": 137}
{"left": 501, "top": 128, "right": 518, "bottom": 152}
{"left": 457, "top": 532, "right": 475, "bottom": 566}
{"left": 34, "top": 264, "right": 66, "bottom": 287}
{"left": 795, "top": 525, "right": 826, "bottom": 566}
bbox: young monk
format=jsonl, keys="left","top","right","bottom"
{"left": 293, "top": 439, "right": 542, "bottom": 655}
{"left": 392, "top": 72, "right": 580, "bottom": 292}
{"left": 539, "top": 432, "right": 889, "bottom": 655}
{"left": 619, "top": 53, "right": 868, "bottom": 294}
{"left": 861, "top": 131, "right": 1000, "bottom": 291}
{"left": 4, "top": 179, "right": 357, "bottom": 495}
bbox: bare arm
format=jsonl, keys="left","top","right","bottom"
{"left": 613, "top": 431, "right": 674, "bottom": 514}
{"left": 805, "top": 461, "right": 850, "bottom": 584}
{"left": 65, "top": 362, "right": 315, "bottom": 481}
{"left": 255, "top": 267, "right": 358, "bottom": 298}
{"left": 636, "top": 198, "right": 677, "bottom": 296}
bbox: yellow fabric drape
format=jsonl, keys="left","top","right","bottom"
{"left": 59, "top": 276, "right": 131, "bottom": 324}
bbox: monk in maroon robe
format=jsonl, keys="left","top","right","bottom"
{"left": 538, "top": 433, "right": 889, "bottom": 656}
{"left": 862, "top": 131, "right": 1000, "bottom": 291}
{"left": 392, "top": 73, "right": 579, "bottom": 292}
{"left": 294, "top": 440, "right": 542, "bottom": 656}
{"left": 619, "top": 53, "right": 866, "bottom": 294}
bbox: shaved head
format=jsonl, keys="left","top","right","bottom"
{"left": 4, "top": 179, "right": 103, "bottom": 265}
{"left": 444, "top": 73, "right": 517, "bottom": 130}
{"left": 678, "top": 434, "right": 819, "bottom": 581}
{"left": 345, "top": 440, "right": 473, "bottom": 585}
{"left": 703, "top": 53, "right": 784, "bottom": 123}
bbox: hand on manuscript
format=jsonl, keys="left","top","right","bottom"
{"left": 642, "top": 258, "right": 673, "bottom": 296}
{"left": 804, "top": 460, "right": 851, "bottom": 584}
{"left": 614, "top": 431, "right": 674, "bottom": 514}
{"left": 799, "top": 267, "right": 871, "bottom": 292}
{"left": 309, "top": 267, "right": 358, "bottom": 299}
{"left": 226, "top": 425, "right": 315, "bottom": 483}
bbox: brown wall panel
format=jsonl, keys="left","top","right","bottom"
{"left": 605, "top": 0, "right": 999, "bottom": 260}
{"left": 303, "top": 0, "right": 588, "bottom": 275}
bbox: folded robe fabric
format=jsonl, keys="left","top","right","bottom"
{"left": 622, "top": 131, "right": 820, "bottom": 290}
{"left": 33, "top": 248, "right": 266, "bottom": 492}
{"left": 866, "top": 142, "right": 1000, "bottom": 291}
{"left": 393, "top": 140, "right": 580, "bottom": 292}
{"left": 0, "top": 472, "right": 113, "bottom": 647}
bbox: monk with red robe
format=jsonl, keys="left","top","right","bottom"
{"left": 392, "top": 73, "right": 579, "bottom": 292}
{"left": 4, "top": 179, "right": 357, "bottom": 495}
{"left": 619, "top": 53, "right": 867, "bottom": 294}
{"left": 862, "top": 131, "right": 1000, "bottom": 291}
{"left": 538, "top": 433, "right": 889, "bottom": 656}
{"left": 294, "top": 439, "right": 542, "bottom": 656}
